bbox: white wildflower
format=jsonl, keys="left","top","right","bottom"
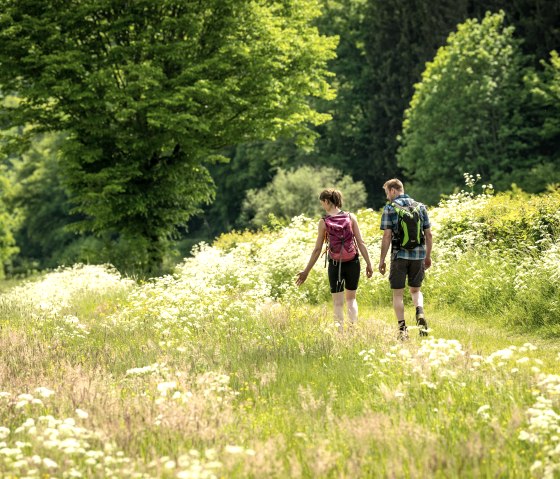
{"left": 75, "top": 409, "right": 89, "bottom": 419}
{"left": 157, "top": 381, "right": 177, "bottom": 396}
{"left": 34, "top": 387, "right": 55, "bottom": 398}
{"left": 225, "top": 445, "right": 245, "bottom": 454}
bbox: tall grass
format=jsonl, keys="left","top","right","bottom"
{"left": 0, "top": 187, "right": 559, "bottom": 478}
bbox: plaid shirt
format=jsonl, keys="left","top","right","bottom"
{"left": 380, "top": 194, "right": 431, "bottom": 260}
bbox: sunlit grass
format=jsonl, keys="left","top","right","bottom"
{"left": 0, "top": 188, "right": 559, "bottom": 478}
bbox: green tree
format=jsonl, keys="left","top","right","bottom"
{"left": 241, "top": 165, "right": 367, "bottom": 227}
{"left": 520, "top": 51, "right": 560, "bottom": 190}
{"left": 397, "top": 11, "right": 538, "bottom": 204}
{"left": 7, "top": 133, "right": 74, "bottom": 271}
{"left": 0, "top": 0, "right": 337, "bottom": 274}
{"left": 0, "top": 168, "right": 18, "bottom": 277}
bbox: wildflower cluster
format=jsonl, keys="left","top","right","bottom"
{"left": 519, "top": 373, "right": 560, "bottom": 479}
{"left": 360, "top": 340, "right": 558, "bottom": 474}
{"left": 0, "top": 264, "right": 134, "bottom": 343}
{"left": 0, "top": 388, "right": 140, "bottom": 478}
{"left": 109, "top": 273, "right": 259, "bottom": 354}
{"left": 1, "top": 264, "right": 134, "bottom": 316}
{"left": 514, "top": 241, "right": 560, "bottom": 292}
{"left": 359, "top": 338, "right": 468, "bottom": 387}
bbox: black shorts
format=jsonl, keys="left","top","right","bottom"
{"left": 389, "top": 257, "right": 425, "bottom": 289}
{"left": 328, "top": 255, "right": 360, "bottom": 293}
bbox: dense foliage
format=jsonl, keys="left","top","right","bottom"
{"left": 1, "top": 0, "right": 559, "bottom": 275}
{"left": 0, "top": 0, "right": 337, "bottom": 274}
{"left": 196, "top": 0, "right": 560, "bottom": 252}
{"left": 6, "top": 133, "right": 77, "bottom": 273}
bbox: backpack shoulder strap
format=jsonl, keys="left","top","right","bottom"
{"left": 389, "top": 201, "right": 404, "bottom": 213}
{"left": 390, "top": 201, "right": 415, "bottom": 218}
{"left": 321, "top": 216, "right": 329, "bottom": 267}
{"left": 344, "top": 211, "right": 354, "bottom": 232}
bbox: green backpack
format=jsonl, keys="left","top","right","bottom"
{"left": 390, "top": 201, "right": 425, "bottom": 250}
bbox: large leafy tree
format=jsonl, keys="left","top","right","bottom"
{"left": 0, "top": 0, "right": 336, "bottom": 274}
{"left": 397, "top": 11, "right": 538, "bottom": 204}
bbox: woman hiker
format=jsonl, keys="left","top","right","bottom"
{"left": 296, "top": 188, "right": 373, "bottom": 332}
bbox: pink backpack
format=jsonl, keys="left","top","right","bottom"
{"left": 324, "top": 212, "right": 357, "bottom": 262}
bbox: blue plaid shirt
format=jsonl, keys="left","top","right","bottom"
{"left": 380, "top": 194, "right": 431, "bottom": 260}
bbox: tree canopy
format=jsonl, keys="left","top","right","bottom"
{"left": 397, "top": 11, "right": 540, "bottom": 204}
{"left": 0, "top": 0, "right": 337, "bottom": 274}
{"left": 1, "top": 1, "right": 559, "bottom": 274}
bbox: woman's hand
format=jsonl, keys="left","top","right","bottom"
{"left": 295, "top": 271, "right": 308, "bottom": 286}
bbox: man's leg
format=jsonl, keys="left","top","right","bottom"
{"left": 392, "top": 288, "right": 407, "bottom": 339}
{"left": 345, "top": 289, "right": 358, "bottom": 327}
{"left": 332, "top": 291, "right": 345, "bottom": 333}
{"left": 410, "top": 287, "right": 423, "bottom": 309}
{"left": 410, "top": 286, "right": 428, "bottom": 336}
{"left": 392, "top": 288, "right": 405, "bottom": 322}
{"left": 409, "top": 254, "right": 428, "bottom": 337}
{"left": 389, "top": 258, "right": 408, "bottom": 339}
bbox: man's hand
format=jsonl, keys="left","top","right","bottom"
{"left": 424, "top": 257, "right": 432, "bottom": 269}
{"left": 378, "top": 261, "right": 386, "bottom": 275}
{"left": 366, "top": 264, "right": 373, "bottom": 278}
{"left": 295, "top": 271, "right": 308, "bottom": 286}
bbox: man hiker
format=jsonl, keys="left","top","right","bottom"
{"left": 378, "top": 179, "right": 432, "bottom": 339}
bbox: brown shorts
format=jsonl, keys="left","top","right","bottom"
{"left": 389, "top": 258, "right": 425, "bottom": 289}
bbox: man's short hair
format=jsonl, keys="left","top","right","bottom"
{"left": 383, "top": 179, "right": 404, "bottom": 191}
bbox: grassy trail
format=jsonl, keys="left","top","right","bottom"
{"left": 1, "top": 275, "right": 559, "bottom": 478}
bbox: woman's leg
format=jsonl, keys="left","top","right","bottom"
{"left": 332, "top": 291, "right": 345, "bottom": 332}
{"left": 345, "top": 289, "right": 358, "bottom": 326}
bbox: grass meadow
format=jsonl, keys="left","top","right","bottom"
{"left": 0, "top": 186, "right": 559, "bottom": 478}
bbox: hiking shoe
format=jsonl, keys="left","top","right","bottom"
{"left": 397, "top": 325, "right": 409, "bottom": 341}
{"left": 416, "top": 313, "right": 428, "bottom": 337}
